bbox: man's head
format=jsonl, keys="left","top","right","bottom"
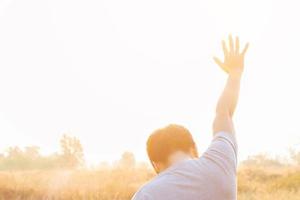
{"left": 147, "top": 124, "right": 198, "bottom": 173}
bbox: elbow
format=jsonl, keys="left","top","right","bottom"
{"left": 215, "top": 107, "right": 232, "bottom": 118}
{"left": 213, "top": 113, "right": 234, "bottom": 134}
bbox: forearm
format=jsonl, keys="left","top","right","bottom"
{"left": 213, "top": 35, "right": 248, "bottom": 134}
{"left": 216, "top": 71, "right": 242, "bottom": 117}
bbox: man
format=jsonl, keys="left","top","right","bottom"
{"left": 132, "top": 35, "right": 249, "bottom": 200}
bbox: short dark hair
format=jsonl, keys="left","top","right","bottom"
{"left": 146, "top": 124, "right": 197, "bottom": 163}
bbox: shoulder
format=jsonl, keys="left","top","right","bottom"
{"left": 131, "top": 177, "right": 160, "bottom": 200}
{"left": 131, "top": 173, "right": 171, "bottom": 200}
{"left": 213, "top": 131, "right": 237, "bottom": 150}
{"left": 131, "top": 187, "right": 150, "bottom": 200}
{"left": 201, "top": 131, "right": 238, "bottom": 174}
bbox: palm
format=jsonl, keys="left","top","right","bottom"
{"left": 214, "top": 35, "right": 249, "bottom": 74}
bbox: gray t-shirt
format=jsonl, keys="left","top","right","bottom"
{"left": 132, "top": 132, "right": 238, "bottom": 200}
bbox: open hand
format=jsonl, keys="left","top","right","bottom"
{"left": 213, "top": 35, "right": 249, "bottom": 76}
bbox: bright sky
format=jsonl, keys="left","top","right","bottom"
{"left": 0, "top": 0, "right": 299, "bottom": 164}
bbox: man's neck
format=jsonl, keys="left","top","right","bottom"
{"left": 168, "top": 151, "right": 192, "bottom": 166}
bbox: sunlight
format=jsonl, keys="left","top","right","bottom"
{"left": 0, "top": 0, "right": 300, "bottom": 199}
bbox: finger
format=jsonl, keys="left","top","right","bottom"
{"left": 241, "top": 43, "right": 249, "bottom": 56}
{"left": 213, "top": 57, "right": 224, "bottom": 68}
{"left": 229, "top": 35, "right": 234, "bottom": 54}
{"left": 235, "top": 36, "right": 239, "bottom": 55}
{"left": 222, "top": 40, "right": 228, "bottom": 58}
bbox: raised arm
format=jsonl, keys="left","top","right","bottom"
{"left": 212, "top": 35, "right": 249, "bottom": 134}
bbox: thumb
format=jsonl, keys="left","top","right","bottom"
{"left": 213, "top": 57, "right": 224, "bottom": 68}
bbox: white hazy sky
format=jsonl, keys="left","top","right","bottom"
{"left": 0, "top": 0, "right": 299, "bottom": 164}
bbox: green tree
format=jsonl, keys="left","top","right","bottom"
{"left": 289, "top": 148, "right": 300, "bottom": 166}
{"left": 241, "top": 153, "right": 283, "bottom": 167}
{"left": 118, "top": 152, "right": 135, "bottom": 169}
{"left": 59, "top": 134, "right": 85, "bottom": 168}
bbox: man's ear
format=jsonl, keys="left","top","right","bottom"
{"left": 190, "top": 147, "right": 199, "bottom": 158}
{"left": 151, "top": 161, "right": 160, "bottom": 174}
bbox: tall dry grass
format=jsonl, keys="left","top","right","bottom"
{"left": 0, "top": 166, "right": 299, "bottom": 200}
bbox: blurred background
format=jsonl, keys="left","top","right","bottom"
{"left": 0, "top": 0, "right": 299, "bottom": 165}
{"left": 0, "top": 0, "right": 300, "bottom": 164}
{"left": 0, "top": 0, "right": 300, "bottom": 199}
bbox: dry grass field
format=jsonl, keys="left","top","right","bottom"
{"left": 0, "top": 165, "right": 299, "bottom": 200}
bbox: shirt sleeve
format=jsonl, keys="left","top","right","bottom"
{"left": 202, "top": 132, "right": 238, "bottom": 174}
